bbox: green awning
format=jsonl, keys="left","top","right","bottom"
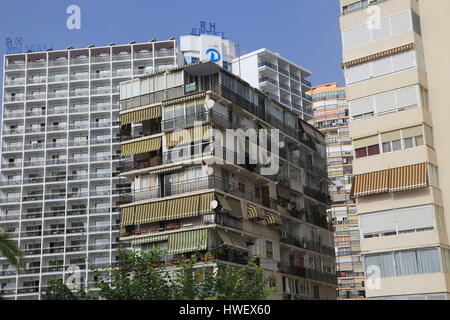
{"left": 217, "top": 229, "right": 248, "bottom": 251}
{"left": 168, "top": 228, "right": 209, "bottom": 254}
{"left": 227, "top": 232, "right": 248, "bottom": 251}
{"left": 132, "top": 234, "right": 168, "bottom": 245}
{"left": 217, "top": 229, "right": 234, "bottom": 247}
{"left": 227, "top": 197, "right": 243, "bottom": 219}
{"left": 216, "top": 194, "right": 232, "bottom": 212}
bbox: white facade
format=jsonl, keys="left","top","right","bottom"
{"left": 180, "top": 34, "right": 237, "bottom": 70}
{"left": 0, "top": 40, "right": 180, "bottom": 299}
{"left": 231, "top": 48, "right": 313, "bottom": 120}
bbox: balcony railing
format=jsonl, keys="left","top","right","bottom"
{"left": 122, "top": 175, "right": 277, "bottom": 210}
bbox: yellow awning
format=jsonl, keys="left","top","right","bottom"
{"left": 166, "top": 195, "right": 200, "bottom": 220}
{"left": 265, "top": 211, "right": 282, "bottom": 225}
{"left": 343, "top": 43, "right": 415, "bottom": 68}
{"left": 246, "top": 204, "right": 265, "bottom": 220}
{"left": 200, "top": 192, "right": 215, "bottom": 215}
{"left": 390, "top": 163, "right": 428, "bottom": 192}
{"left": 120, "top": 206, "right": 135, "bottom": 226}
{"left": 165, "top": 124, "right": 212, "bottom": 148}
{"left": 351, "top": 163, "right": 429, "bottom": 198}
{"left": 121, "top": 106, "right": 161, "bottom": 125}
{"left": 352, "top": 169, "right": 390, "bottom": 198}
{"left": 168, "top": 228, "right": 209, "bottom": 254}
{"left": 162, "top": 93, "right": 206, "bottom": 106}
{"left": 121, "top": 193, "right": 216, "bottom": 226}
{"left": 121, "top": 137, "right": 161, "bottom": 156}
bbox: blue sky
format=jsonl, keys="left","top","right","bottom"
{"left": 0, "top": 0, "right": 344, "bottom": 87}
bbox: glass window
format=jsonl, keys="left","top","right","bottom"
{"left": 367, "top": 144, "right": 380, "bottom": 156}
{"left": 392, "top": 140, "right": 402, "bottom": 151}
{"left": 355, "top": 148, "right": 367, "bottom": 159}
{"left": 404, "top": 137, "right": 414, "bottom": 149}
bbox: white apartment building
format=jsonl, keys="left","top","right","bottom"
{"left": 231, "top": 48, "right": 313, "bottom": 120}
{"left": 0, "top": 39, "right": 181, "bottom": 299}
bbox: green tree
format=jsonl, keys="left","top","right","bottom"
{"left": 0, "top": 232, "right": 24, "bottom": 269}
{"left": 44, "top": 249, "right": 276, "bottom": 300}
{"left": 0, "top": 232, "right": 24, "bottom": 299}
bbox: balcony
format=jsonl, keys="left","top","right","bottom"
{"left": 5, "top": 79, "right": 26, "bottom": 86}
{"left": 258, "top": 61, "right": 277, "bottom": 71}
{"left": 259, "top": 76, "right": 278, "bottom": 87}
{"left": 122, "top": 175, "right": 277, "bottom": 210}
{"left": 48, "top": 59, "right": 68, "bottom": 67}
{"left": 154, "top": 49, "right": 175, "bottom": 58}
{"left": 279, "top": 262, "right": 337, "bottom": 285}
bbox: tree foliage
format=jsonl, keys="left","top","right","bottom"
{"left": 0, "top": 232, "right": 24, "bottom": 269}
{"left": 44, "top": 249, "right": 276, "bottom": 300}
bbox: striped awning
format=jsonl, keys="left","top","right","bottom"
{"left": 246, "top": 204, "right": 265, "bottom": 220}
{"left": 120, "top": 206, "right": 135, "bottom": 226}
{"left": 121, "top": 137, "right": 161, "bottom": 156}
{"left": 135, "top": 200, "right": 167, "bottom": 225}
{"left": 351, "top": 163, "right": 429, "bottom": 198}
{"left": 120, "top": 193, "right": 214, "bottom": 226}
{"left": 352, "top": 169, "right": 390, "bottom": 198}
{"left": 131, "top": 234, "right": 168, "bottom": 245}
{"left": 162, "top": 93, "right": 206, "bottom": 106}
{"left": 343, "top": 43, "right": 415, "bottom": 68}
{"left": 265, "top": 211, "right": 282, "bottom": 225}
{"left": 200, "top": 193, "right": 215, "bottom": 215}
{"left": 168, "top": 228, "right": 209, "bottom": 254}
{"left": 121, "top": 106, "right": 161, "bottom": 125}
{"left": 147, "top": 165, "right": 183, "bottom": 175}
{"left": 165, "top": 124, "right": 212, "bottom": 148}
{"left": 391, "top": 163, "right": 428, "bottom": 192}
{"left": 166, "top": 195, "right": 200, "bottom": 220}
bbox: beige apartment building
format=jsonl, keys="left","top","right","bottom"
{"left": 309, "top": 83, "right": 366, "bottom": 300}
{"left": 340, "top": 0, "right": 450, "bottom": 299}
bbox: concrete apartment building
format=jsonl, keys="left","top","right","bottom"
{"left": 308, "top": 83, "right": 365, "bottom": 300}
{"left": 340, "top": 0, "right": 450, "bottom": 299}
{"left": 118, "top": 61, "right": 337, "bottom": 300}
{"left": 0, "top": 39, "right": 181, "bottom": 299}
{"left": 231, "top": 49, "right": 314, "bottom": 121}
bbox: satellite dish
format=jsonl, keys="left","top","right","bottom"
{"left": 205, "top": 99, "right": 215, "bottom": 108}
{"left": 210, "top": 200, "right": 219, "bottom": 210}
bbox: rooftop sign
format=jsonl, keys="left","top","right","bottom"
{"left": 191, "top": 21, "right": 225, "bottom": 39}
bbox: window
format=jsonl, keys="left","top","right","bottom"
{"left": 429, "top": 165, "right": 439, "bottom": 188}
{"left": 367, "top": 144, "right": 380, "bottom": 156}
{"left": 342, "top": 10, "right": 414, "bottom": 49}
{"left": 266, "top": 241, "right": 273, "bottom": 259}
{"left": 383, "top": 140, "right": 402, "bottom": 153}
{"left": 345, "top": 49, "right": 418, "bottom": 85}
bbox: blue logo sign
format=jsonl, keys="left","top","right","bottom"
{"left": 206, "top": 48, "right": 221, "bottom": 62}
{"left": 191, "top": 21, "right": 225, "bottom": 39}
{"left": 5, "top": 36, "right": 53, "bottom": 54}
